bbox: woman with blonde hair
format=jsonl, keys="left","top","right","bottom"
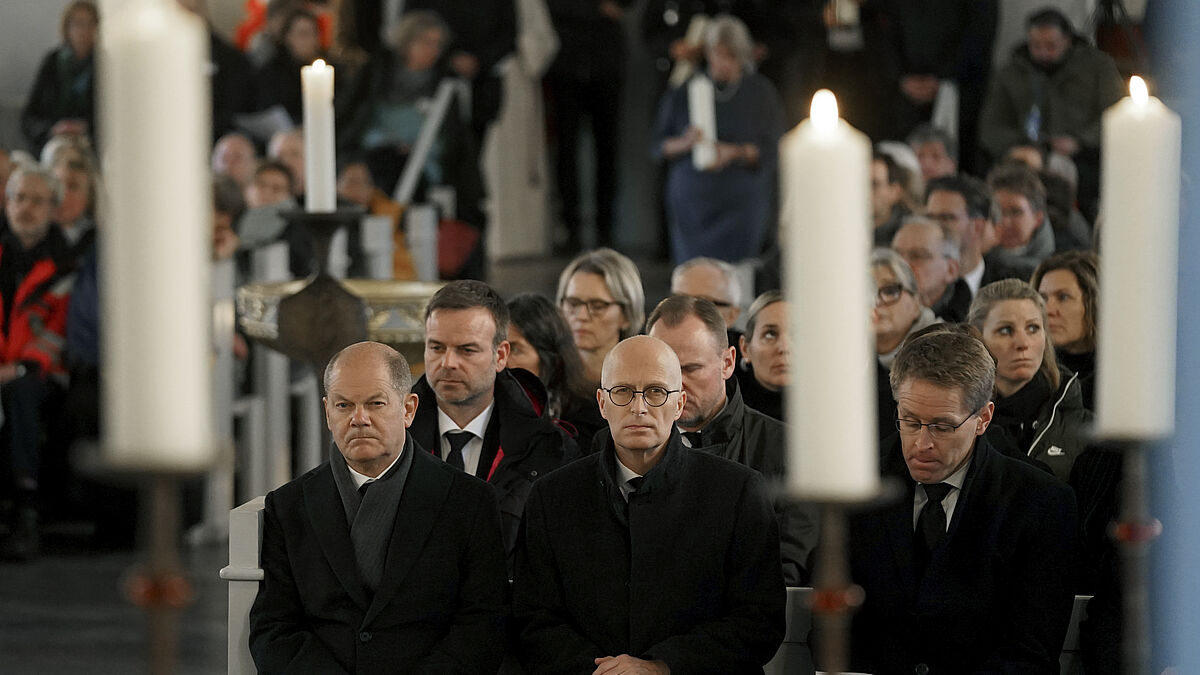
{"left": 555, "top": 248, "right": 645, "bottom": 386}
{"left": 967, "top": 278, "right": 1091, "bottom": 479}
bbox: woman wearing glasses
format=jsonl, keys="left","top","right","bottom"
{"left": 555, "top": 249, "right": 645, "bottom": 387}
{"left": 872, "top": 249, "right": 940, "bottom": 441}
{"left": 735, "top": 290, "right": 790, "bottom": 421}
{"left": 968, "top": 279, "right": 1091, "bottom": 480}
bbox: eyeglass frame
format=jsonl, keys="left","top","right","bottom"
{"left": 895, "top": 410, "right": 979, "bottom": 438}
{"left": 875, "top": 283, "right": 913, "bottom": 307}
{"left": 561, "top": 296, "right": 622, "bottom": 318}
{"left": 601, "top": 385, "right": 681, "bottom": 407}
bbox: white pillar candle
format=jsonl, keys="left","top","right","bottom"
{"left": 99, "top": 0, "right": 214, "bottom": 471}
{"left": 1096, "top": 76, "right": 1181, "bottom": 439}
{"left": 783, "top": 90, "right": 878, "bottom": 500}
{"left": 688, "top": 75, "right": 717, "bottom": 170}
{"left": 301, "top": 59, "right": 337, "bottom": 212}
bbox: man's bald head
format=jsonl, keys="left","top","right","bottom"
{"left": 601, "top": 335, "right": 682, "bottom": 390}
{"left": 324, "top": 341, "right": 413, "bottom": 395}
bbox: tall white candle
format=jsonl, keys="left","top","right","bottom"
{"left": 99, "top": 0, "right": 214, "bottom": 471}
{"left": 688, "top": 75, "right": 718, "bottom": 170}
{"left": 783, "top": 90, "right": 878, "bottom": 500}
{"left": 301, "top": 59, "right": 336, "bottom": 211}
{"left": 1096, "top": 76, "right": 1181, "bottom": 439}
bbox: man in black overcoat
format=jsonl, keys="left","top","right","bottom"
{"left": 513, "top": 335, "right": 785, "bottom": 674}
{"left": 249, "top": 342, "right": 508, "bottom": 674}
{"left": 840, "top": 329, "right": 1078, "bottom": 674}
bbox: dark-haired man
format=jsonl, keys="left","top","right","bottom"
{"left": 409, "top": 280, "right": 573, "bottom": 565}
{"left": 839, "top": 330, "right": 1077, "bottom": 673}
{"left": 249, "top": 341, "right": 508, "bottom": 672}
{"left": 514, "top": 335, "right": 784, "bottom": 673}
{"left": 647, "top": 294, "right": 817, "bottom": 584}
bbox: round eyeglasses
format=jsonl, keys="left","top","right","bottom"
{"left": 895, "top": 411, "right": 978, "bottom": 439}
{"left": 875, "top": 283, "right": 909, "bottom": 307}
{"left": 602, "top": 385, "right": 680, "bottom": 407}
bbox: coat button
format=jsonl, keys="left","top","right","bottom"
{"left": 359, "top": 631, "right": 372, "bottom": 643}
{"left": 915, "top": 664, "right": 929, "bottom": 675}
{"left": 530, "top": 470, "right": 538, "bottom": 477}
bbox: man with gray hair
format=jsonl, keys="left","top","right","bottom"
{"left": 0, "top": 165, "right": 73, "bottom": 560}
{"left": 670, "top": 255, "right": 746, "bottom": 359}
{"left": 838, "top": 329, "right": 1078, "bottom": 673}
{"left": 891, "top": 215, "right": 971, "bottom": 321}
{"left": 250, "top": 341, "right": 508, "bottom": 672}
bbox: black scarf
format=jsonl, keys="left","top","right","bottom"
{"left": 992, "top": 371, "right": 1053, "bottom": 451}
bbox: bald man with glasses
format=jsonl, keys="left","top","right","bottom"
{"left": 513, "top": 336, "right": 785, "bottom": 674}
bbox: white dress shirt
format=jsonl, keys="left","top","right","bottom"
{"left": 912, "top": 457, "right": 972, "bottom": 532}
{"left": 437, "top": 403, "right": 495, "bottom": 476}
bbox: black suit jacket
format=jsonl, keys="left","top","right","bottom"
{"left": 409, "top": 371, "right": 574, "bottom": 561}
{"left": 249, "top": 447, "right": 508, "bottom": 674}
{"left": 844, "top": 437, "right": 1078, "bottom": 674}
{"left": 514, "top": 431, "right": 786, "bottom": 674}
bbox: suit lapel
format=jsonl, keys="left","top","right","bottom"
{"left": 302, "top": 468, "right": 371, "bottom": 611}
{"left": 363, "top": 450, "right": 452, "bottom": 626}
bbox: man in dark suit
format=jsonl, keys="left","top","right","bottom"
{"left": 409, "top": 280, "right": 573, "bottom": 565}
{"left": 513, "top": 335, "right": 785, "bottom": 674}
{"left": 842, "top": 330, "right": 1078, "bottom": 674}
{"left": 925, "top": 174, "right": 1035, "bottom": 299}
{"left": 249, "top": 342, "right": 508, "bottom": 674}
{"left": 646, "top": 294, "right": 818, "bottom": 584}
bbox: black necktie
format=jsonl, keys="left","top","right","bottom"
{"left": 444, "top": 430, "right": 472, "bottom": 471}
{"left": 358, "top": 481, "right": 372, "bottom": 497}
{"left": 682, "top": 431, "right": 703, "bottom": 447}
{"left": 627, "top": 477, "right": 644, "bottom": 492}
{"left": 916, "top": 482, "right": 954, "bottom": 561}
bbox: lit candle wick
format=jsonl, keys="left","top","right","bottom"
{"left": 313, "top": 58, "right": 327, "bottom": 71}
{"left": 1130, "top": 75, "right": 1148, "bottom": 105}
{"left": 811, "top": 89, "right": 839, "bottom": 132}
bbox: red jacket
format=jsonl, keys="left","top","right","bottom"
{"left": 0, "top": 244, "right": 70, "bottom": 376}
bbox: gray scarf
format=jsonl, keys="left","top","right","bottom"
{"left": 329, "top": 435, "right": 415, "bottom": 593}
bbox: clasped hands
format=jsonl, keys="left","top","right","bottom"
{"left": 593, "top": 654, "right": 670, "bottom": 675}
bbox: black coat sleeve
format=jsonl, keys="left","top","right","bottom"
{"left": 248, "top": 490, "right": 352, "bottom": 674}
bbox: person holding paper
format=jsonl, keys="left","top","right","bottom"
{"left": 653, "top": 14, "right": 785, "bottom": 264}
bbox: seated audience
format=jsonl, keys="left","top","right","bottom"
{"left": 249, "top": 342, "right": 508, "bottom": 673}
{"left": 0, "top": 166, "right": 74, "bottom": 562}
{"left": 409, "top": 281, "right": 574, "bottom": 566}
{"left": 891, "top": 216, "right": 969, "bottom": 321}
{"left": 266, "top": 128, "right": 306, "bottom": 201}
{"left": 988, "top": 163, "right": 1055, "bottom": 270}
{"left": 968, "top": 278, "right": 1091, "bottom": 480}
{"left": 652, "top": 14, "right": 785, "bottom": 263}
{"left": 906, "top": 123, "right": 958, "bottom": 183}
{"left": 669, "top": 255, "right": 745, "bottom": 359}
{"left": 924, "top": 174, "right": 1035, "bottom": 298}
{"left": 1033, "top": 250, "right": 1099, "bottom": 411}
{"left": 556, "top": 248, "right": 645, "bottom": 387}
{"left": 513, "top": 335, "right": 786, "bottom": 673}
{"left": 647, "top": 295, "right": 819, "bottom": 584}
{"left": 839, "top": 329, "right": 1077, "bottom": 673}
{"left": 50, "top": 157, "right": 98, "bottom": 264}
{"left": 735, "top": 290, "right": 789, "bottom": 421}
{"left": 22, "top": 1, "right": 98, "bottom": 156}
{"left": 872, "top": 248, "right": 940, "bottom": 443}
{"left": 335, "top": 159, "right": 415, "bottom": 280}
{"left": 979, "top": 8, "right": 1124, "bottom": 220}
{"left": 211, "top": 132, "right": 258, "bottom": 190}
{"left": 872, "top": 152, "right": 917, "bottom": 247}
{"left": 256, "top": 8, "right": 324, "bottom": 125}
{"left": 506, "top": 292, "right": 603, "bottom": 441}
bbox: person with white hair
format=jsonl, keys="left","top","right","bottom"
{"left": 653, "top": 14, "right": 785, "bottom": 264}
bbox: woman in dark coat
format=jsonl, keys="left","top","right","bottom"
{"left": 653, "top": 14, "right": 785, "bottom": 263}
{"left": 736, "top": 290, "right": 788, "bottom": 421}
{"left": 255, "top": 8, "right": 324, "bottom": 125}
{"left": 969, "top": 278, "right": 1091, "bottom": 481}
{"left": 1033, "top": 250, "right": 1099, "bottom": 411}
{"left": 22, "top": 1, "right": 99, "bottom": 156}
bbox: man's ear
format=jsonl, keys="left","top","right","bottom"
{"left": 495, "top": 340, "right": 510, "bottom": 371}
{"left": 403, "top": 393, "right": 419, "bottom": 428}
{"left": 672, "top": 390, "right": 686, "bottom": 421}
{"left": 596, "top": 388, "right": 608, "bottom": 420}
{"left": 322, "top": 396, "right": 332, "bottom": 431}
{"left": 946, "top": 257, "right": 960, "bottom": 283}
{"left": 720, "top": 345, "right": 736, "bottom": 380}
{"left": 975, "top": 401, "right": 995, "bottom": 436}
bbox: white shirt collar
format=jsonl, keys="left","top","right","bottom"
{"left": 963, "top": 259, "right": 985, "bottom": 297}
{"left": 436, "top": 401, "right": 494, "bottom": 439}
{"left": 347, "top": 444, "right": 406, "bottom": 489}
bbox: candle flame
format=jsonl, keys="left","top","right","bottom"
{"left": 811, "top": 89, "right": 839, "bottom": 132}
{"left": 1130, "top": 76, "right": 1148, "bottom": 104}
{"left": 313, "top": 58, "right": 327, "bottom": 71}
